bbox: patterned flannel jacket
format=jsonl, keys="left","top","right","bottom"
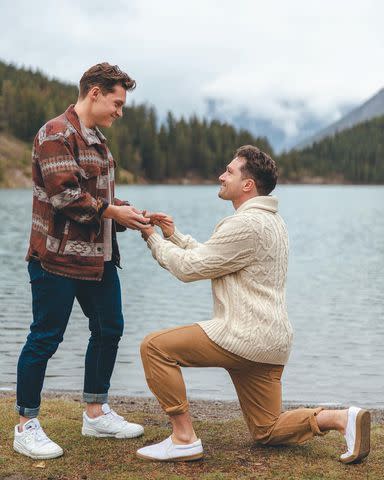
{"left": 26, "top": 104, "right": 128, "bottom": 281}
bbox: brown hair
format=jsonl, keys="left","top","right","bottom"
{"left": 79, "top": 62, "right": 136, "bottom": 98}
{"left": 235, "top": 145, "right": 277, "bottom": 195}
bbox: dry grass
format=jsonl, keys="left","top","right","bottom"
{"left": 0, "top": 396, "right": 383, "bottom": 480}
{"left": 0, "top": 133, "right": 31, "bottom": 187}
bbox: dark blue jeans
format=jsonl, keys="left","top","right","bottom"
{"left": 16, "top": 261, "right": 124, "bottom": 418}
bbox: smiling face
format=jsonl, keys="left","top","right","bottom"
{"left": 89, "top": 84, "right": 127, "bottom": 128}
{"left": 218, "top": 156, "right": 255, "bottom": 204}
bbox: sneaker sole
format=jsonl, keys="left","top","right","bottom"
{"left": 82, "top": 427, "right": 144, "bottom": 439}
{"left": 340, "top": 409, "right": 371, "bottom": 464}
{"left": 13, "top": 442, "right": 63, "bottom": 460}
{"left": 136, "top": 451, "right": 204, "bottom": 462}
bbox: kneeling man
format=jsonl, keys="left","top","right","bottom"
{"left": 137, "top": 145, "right": 370, "bottom": 464}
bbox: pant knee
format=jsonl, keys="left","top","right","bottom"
{"left": 23, "top": 337, "right": 61, "bottom": 361}
{"left": 89, "top": 333, "right": 122, "bottom": 347}
{"left": 140, "top": 332, "right": 161, "bottom": 360}
{"left": 89, "top": 317, "right": 124, "bottom": 343}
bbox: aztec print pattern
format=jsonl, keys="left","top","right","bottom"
{"left": 64, "top": 240, "right": 104, "bottom": 257}
{"left": 26, "top": 104, "right": 122, "bottom": 281}
{"left": 50, "top": 187, "right": 82, "bottom": 209}
{"left": 39, "top": 155, "right": 79, "bottom": 179}
{"left": 78, "top": 151, "right": 109, "bottom": 169}
{"left": 33, "top": 185, "right": 50, "bottom": 203}
{"left": 46, "top": 235, "right": 60, "bottom": 253}
{"left": 32, "top": 214, "right": 49, "bottom": 235}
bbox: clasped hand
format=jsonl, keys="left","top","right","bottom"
{"left": 140, "top": 211, "right": 175, "bottom": 241}
{"left": 104, "top": 203, "right": 174, "bottom": 240}
{"left": 104, "top": 205, "right": 152, "bottom": 230}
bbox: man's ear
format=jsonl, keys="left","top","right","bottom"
{"left": 89, "top": 86, "right": 101, "bottom": 101}
{"left": 243, "top": 179, "right": 255, "bottom": 193}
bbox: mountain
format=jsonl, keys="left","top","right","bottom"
{"left": 1, "top": 60, "right": 382, "bottom": 186}
{"left": 296, "top": 88, "right": 384, "bottom": 150}
{"left": 279, "top": 115, "right": 384, "bottom": 184}
{"left": 0, "top": 132, "right": 31, "bottom": 187}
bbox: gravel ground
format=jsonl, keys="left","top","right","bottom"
{"left": 2, "top": 390, "right": 383, "bottom": 424}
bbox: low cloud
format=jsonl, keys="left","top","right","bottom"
{"left": 201, "top": 72, "right": 365, "bottom": 141}
{"left": 1, "top": 0, "right": 383, "bottom": 148}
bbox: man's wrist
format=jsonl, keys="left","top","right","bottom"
{"left": 97, "top": 198, "right": 109, "bottom": 218}
{"left": 103, "top": 204, "right": 118, "bottom": 220}
{"left": 146, "top": 231, "right": 163, "bottom": 248}
{"left": 143, "top": 227, "right": 156, "bottom": 241}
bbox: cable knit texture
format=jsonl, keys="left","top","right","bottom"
{"left": 146, "top": 196, "right": 293, "bottom": 365}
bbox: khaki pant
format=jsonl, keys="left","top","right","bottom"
{"left": 140, "top": 324, "right": 327, "bottom": 445}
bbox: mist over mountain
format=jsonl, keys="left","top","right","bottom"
{"left": 204, "top": 98, "right": 355, "bottom": 153}
{"left": 296, "top": 88, "right": 384, "bottom": 149}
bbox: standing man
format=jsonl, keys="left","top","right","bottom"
{"left": 14, "top": 63, "right": 149, "bottom": 459}
{"left": 138, "top": 145, "right": 371, "bottom": 464}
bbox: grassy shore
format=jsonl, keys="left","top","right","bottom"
{"left": 0, "top": 392, "right": 383, "bottom": 480}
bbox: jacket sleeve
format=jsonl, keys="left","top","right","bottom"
{"left": 37, "top": 136, "right": 108, "bottom": 226}
{"left": 146, "top": 216, "right": 254, "bottom": 282}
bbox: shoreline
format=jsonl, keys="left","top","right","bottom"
{"left": 1, "top": 181, "right": 384, "bottom": 189}
{"left": 2, "top": 389, "right": 384, "bottom": 424}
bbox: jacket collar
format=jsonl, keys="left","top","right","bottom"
{"left": 64, "top": 104, "right": 106, "bottom": 146}
{"left": 235, "top": 195, "right": 278, "bottom": 214}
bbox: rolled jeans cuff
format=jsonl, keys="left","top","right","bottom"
{"left": 16, "top": 403, "right": 40, "bottom": 418}
{"left": 83, "top": 392, "right": 108, "bottom": 404}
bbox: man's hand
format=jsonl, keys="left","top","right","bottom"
{"left": 146, "top": 212, "right": 175, "bottom": 238}
{"left": 103, "top": 205, "right": 151, "bottom": 230}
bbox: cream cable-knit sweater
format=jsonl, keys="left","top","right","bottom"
{"left": 146, "top": 196, "right": 293, "bottom": 365}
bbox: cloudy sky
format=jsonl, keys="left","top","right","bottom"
{"left": 1, "top": 0, "right": 383, "bottom": 148}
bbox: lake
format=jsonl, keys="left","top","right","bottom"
{"left": 0, "top": 185, "right": 383, "bottom": 407}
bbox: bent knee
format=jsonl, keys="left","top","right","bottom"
{"left": 140, "top": 331, "right": 162, "bottom": 358}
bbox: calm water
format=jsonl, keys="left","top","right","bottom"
{"left": 0, "top": 185, "right": 383, "bottom": 407}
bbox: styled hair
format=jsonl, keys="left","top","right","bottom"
{"left": 79, "top": 62, "right": 136, "bottom": 98}
{"left": 235, "top": 145, "right": 277, "bottom": 195}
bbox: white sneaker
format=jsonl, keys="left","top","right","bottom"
{"left": 340, "top": 406, "right": 371, "bottom": 464}
{"left": 82, "top": 403, "right": 144, "bottom": 439}
{"left": 13, "top": 418, "right": 63, "bottom": 460}
{"left": 136, "top": 436, "right": 204, "bottom": 462}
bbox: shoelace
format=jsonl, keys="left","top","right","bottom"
{"left": 105, "top": 409, "right": 127, "bottom": 424}
{"left": 26, "top": 425, "right": 52, "bottom": 446}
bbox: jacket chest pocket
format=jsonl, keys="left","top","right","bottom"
{"left": 78, "top": 163, "right": 107, "bottom": 195}
{"left": 79, "top": 163, "right": 102, "bottom": 180}
{"left": 79, "top": 163, "right": 112, "bottom": 196}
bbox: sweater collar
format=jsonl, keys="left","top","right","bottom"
{"left": 235, "top": 195, "right": 278, "bottom": 214}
